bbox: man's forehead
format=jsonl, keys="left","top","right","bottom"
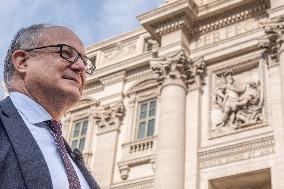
{"left": 39, "top": 26, "right": 84, "bottom": 50}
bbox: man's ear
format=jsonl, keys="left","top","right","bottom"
{"left": 11, "top": 50, "right": 30, "bottom": 74}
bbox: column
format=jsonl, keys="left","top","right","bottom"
{"left": 92, "top": 103, "right": 124, "bottom": 189}
{"left": 150, "top": 51, "right": 205, "bottom": 189}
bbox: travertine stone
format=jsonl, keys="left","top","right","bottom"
{"left": 93, "top": 103, "right": 125, "bottom": 188}
{"left": 150, "top": 52, "right": 188, "bottom": 189}
{"left": 66, "top": 0, "right": 284, "bottom": 188}
{"left": 185, "top": 82, "right": 203, "bottom": 189}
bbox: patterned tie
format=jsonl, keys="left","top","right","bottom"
{"left": 47, "top": 120, "right": 82, "bottom": 189}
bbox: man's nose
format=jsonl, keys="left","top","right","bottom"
{"left": 71, "top": 57, "right": 86, "bottom": 73}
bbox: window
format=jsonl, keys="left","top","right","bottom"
{"left": 137, "top": 98, "right": 157, "bottom": 139}
{"left": 144, "top": 38, "right": 159, "bottom": 52}
{"left": 71, "top": 119, "right": 88, "bottom": 151}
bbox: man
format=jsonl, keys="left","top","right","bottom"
{"left": 0, "top": 24, "right": 100, "bottom": 189}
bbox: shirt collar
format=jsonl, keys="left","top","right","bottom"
{"left": 9, "top": 92, "right": 52, "bottom": 124}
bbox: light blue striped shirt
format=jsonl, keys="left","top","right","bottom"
{"left": 10, "top": 92, "right": 90, "bottom": 189}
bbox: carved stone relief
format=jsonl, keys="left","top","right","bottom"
{"left": 102, "top": 39, "right": 138, "bottom": 64}
{"left": 94, "top": 102, "right": 125, "bottom": 135}
{"left": 209, "top": 55, "right": 267, "bottom": 138}
{"left": 150, "top": 50, "right": 206, "bottom": 89}
{"left": 213, "top": 72, "right": 264, "bottom": 128}
{"left": 258, "top": 16, "right": 284, "bottom": 64}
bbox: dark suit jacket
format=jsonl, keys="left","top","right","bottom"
{"left": 0, "top": 97, "right": 100, "bottom": 189}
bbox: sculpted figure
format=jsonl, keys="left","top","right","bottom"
{"left": 215, "top": 74, "right": 245, "bottom": 127}
{"left": 214, "top": 73, "right": 263, "bottom": 129}
{"left": 235, "top": 81, "right": 263, "bottom": 126}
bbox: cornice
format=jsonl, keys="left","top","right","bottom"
{"left": 138, "top": 0, "right": 198, "bottom": 40}
{"left": 86, "top": 52, "right": 152, "bottom": 85}
{"left": 85, "top": 28, "right": 147, "bottom": 54}
{"left": 83, "top": 82, "right": 104, "bottom": 96}
{"left": 155, "top": 15, "right": 191, "bottom": 37}
{"left": 126, "top": 67, "right": 152, "bottom": 82}
{"left": 198, "top": 0, "right": 258, "bottom": 18}
{"left": 99, "top": 71, "right": 126, "bottom": 86}
{"left": 192, "top": 1, "right": 269, "bottom": 36}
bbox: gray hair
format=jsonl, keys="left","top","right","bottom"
{"left": 3, "top": 24, "right": 52, "bottom": 91}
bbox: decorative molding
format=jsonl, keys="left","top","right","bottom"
{"left": 118, "top": 136, "right": 157, "bottom": 180}
{"left": 127, "top": 76, "right": 159, "bottom": 96}
{"left": 155, "top": 16, "right": 191, "bottom": 37}
{"left": 94, "top": 102, "right": 125, "bottom": 135}
{"left": 100, "top": 71, "right": 126, "bottom": 86}
{"left": 126, "top": 68, "right": 152, "bottom": 82}
{"left": 199, "top": 136, "right": 274, "bottom": 169}
{"left": 258, "top": 16, "right": 284, "bottom": 64}
{"left": 102, "top": 39, "right": 138, "bottom": 64}
{"left": 192, "top": 1, "right": 269, "bottom": 36}
{"left": 208, "top": 53, "right": 269, "bottom": 138}
{"left": 111, "top": 177, "right": 154, "bottom": 189}
{"left": 68, "top": 97, "right": 99, "bottom": 112}
{"left": 83, "top": 82, "right": 104, "bottom": 96}
{"left": 150, "top": 50, "right": 206, "bottom": 89}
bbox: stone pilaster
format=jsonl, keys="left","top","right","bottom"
{"left": 150, "top": 51, "right": 205, "bottom": 189}
{"left": 185, "top": 57, "right": 205, "bottom": 189}
{"left": 259, "top": 16, "right": 284, "bottom": 189}
{"left": 92, "top": 103, "right": 125, "bottom": 189}
{"left": 123, "top": 95, "right": 136, "bottom": 143}
{"left": 259, "top": 17, "right": 284, "bottom": 111}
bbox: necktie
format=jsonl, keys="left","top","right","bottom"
{"left": 48, "top": 120, "right": 82, "bottom": 189}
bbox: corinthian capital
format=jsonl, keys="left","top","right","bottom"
{"left": 259, "top": 16, "right": 284, "bottom": 64}
{"left": 94, "top": 102, "right": 125, "bottom": 134}
{"left": 150, "top": 50, "right": 206, "bottom": 88}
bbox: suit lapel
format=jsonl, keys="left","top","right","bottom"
{"left": 0, "top": 97, "right": 53, "bottom": 189}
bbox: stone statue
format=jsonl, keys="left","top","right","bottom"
{"left": 214, "top": 73, "right": 263, "bottom": 129}
{"left": 235, "top": 81, "right": 263, "bottom": 127}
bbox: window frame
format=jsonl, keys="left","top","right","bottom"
{"left": 135, "top": 98, "right": 157, "bottom": 140}
{"left": 70, "top": 118, "right": 89, "bottom": 151}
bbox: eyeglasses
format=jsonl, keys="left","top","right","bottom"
{"left": 25, "top": 44, "right": 96, "bottom": 75}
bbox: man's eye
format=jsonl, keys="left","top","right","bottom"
{"left": 61, "top": 49, "right": 73, "bottom": 59}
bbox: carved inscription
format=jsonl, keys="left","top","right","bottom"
{"left": 193, "top": 19, "right": 259, "bottom": 49}
{"left": 199, "top": 137, "right": 274, "bottom": 169}
{"left": 200, "top": 147, "right": 274, "bottom": 168}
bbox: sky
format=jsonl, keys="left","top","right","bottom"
{"left": 0, "top": 0, "right": 164, "bottom": 97}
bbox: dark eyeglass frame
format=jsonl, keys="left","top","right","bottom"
{"left": 24, "top": 43, "right": 96, "bottom": 75}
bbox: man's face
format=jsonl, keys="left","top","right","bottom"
{"left": 24, "top": 27, "right": 86, "bottom": 105}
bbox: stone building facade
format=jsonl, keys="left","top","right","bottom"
{"left": 62, "top": 0, "right": 284, "bottom": 188}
